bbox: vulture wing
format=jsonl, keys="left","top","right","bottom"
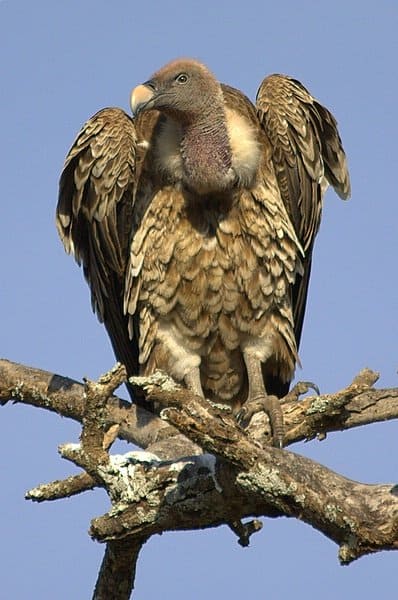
{"left": 256, "top": 75, "right": 350, "bottom": 394}
{"left": 56, "top": 107, "right": 145, "bottom": 403}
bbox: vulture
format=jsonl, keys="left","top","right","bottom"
{"left": 56, "top": 59, "right": 350, "bottom": 446}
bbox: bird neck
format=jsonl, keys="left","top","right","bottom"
{"left": 179, "top": 107, "right": 234, "bottom": 194}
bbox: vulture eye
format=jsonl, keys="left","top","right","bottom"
{"left": 175, "top": 73, "right": 188, "bottom": 84}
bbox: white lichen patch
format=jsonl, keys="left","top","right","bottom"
{"left": 324, "top": 503, "right": 343, "bottom": 522}
{"left": 99, "top": 452, "right": 164, "bottom": 511}
{"left": 237, "top": 464, "right": 298, "bottom": 498}
{"left": 306, "top": 397, "right": 331, "bottom": 415}
{"left": 26, "top": 486, "right": 47, "bottom": 500}
{"left": 343, "top": 515, "right": 357, "bottom": 531}
{"left": 11, "top": 380, "right": 25, "bottom": 400}
{"left": 130, "top": 370, "right": 180, "bottom": 393}
{"left": 295, "top": 494, "right": 306, "bottom": 507}
{"left": 59, "top": 442, "right": 81, "bottom": 455}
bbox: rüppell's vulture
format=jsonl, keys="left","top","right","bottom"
{"left": 57, "top": 59, "right": 350, "bottom": 446}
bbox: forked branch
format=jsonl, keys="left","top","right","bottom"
{"left": 1, "top": 358, "right": 398, "bottom": 600}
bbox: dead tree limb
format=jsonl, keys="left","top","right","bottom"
{"left": 1, "top": 357, "right": 398, "bottom": 599}
{"left": 1, "top": 359, "right": 396, "bottom": 448}
{"left": 93, "top": 538, "right": 149, "bottom": 600}
{"left": 79, "top": 372, "right": 398, "bottom": 565}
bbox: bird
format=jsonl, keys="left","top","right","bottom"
{"left": 56, "top": 58, "right": 350, "bottom": 446}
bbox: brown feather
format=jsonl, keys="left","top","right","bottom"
{"left": 57, "top": 59, "right": 350, "bottom": 418}
{"left": 56, "top": 108, "right": 158, "bottom": 407}
{"left": 256, "top": 74, "right": 351, "bottom": 396}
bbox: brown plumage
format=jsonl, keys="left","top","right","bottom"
{"left": 56, "top": 59, "right": 350, "bottom": 445}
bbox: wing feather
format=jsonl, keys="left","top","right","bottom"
{"left": 257, "top": 75, "right": 350, "bottom": 252}
{"left": 256, "top": 75, "right": 351, "bottom": 365}
{"left": 56, "top": 107, "right": 142, "bottom": 394}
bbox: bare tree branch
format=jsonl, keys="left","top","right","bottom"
{"left": 26, "top": 472, "right": 97, "bottom": 502}
{"left": 93, "top": 537, "right": 148, "bottom": 600}
{"left": 1, "top": 357, "right": 398, "bottom": 600}
{"left": 80, "top": 374, "right": 398, "bottom": 563}
{"left": 1, "top": 359, "right": 396, "bottom": 448}
{"left": 0, "top": 358, "right": 200, "bottom": 457}
{"left": 87, "top": 446, "right": 398, "bottom": 563}
{"left": 0, "top": 358, "right": 168, "bottom": 448}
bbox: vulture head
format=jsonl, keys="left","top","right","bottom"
{"left": 130, "top": 59, "right": 224, "bottom": 126}
{"left": 130, "top": 59, "right": 240, "bottom": 194}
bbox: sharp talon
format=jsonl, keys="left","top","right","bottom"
{"left": 281, "top": 380, "right": 320, "bottom": 404}
{"left": 305, "top": 381, "right": 320, "bottom": 396}
{"left": 236, "top": 407, "right": 247, "bottom": 426}
{"left": 236, "top": 399, "right": 264, "bottom": 427}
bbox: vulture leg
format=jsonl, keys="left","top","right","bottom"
{"left": 239, "top": 353, "right": 284, "bottom": 448}
{"left": 280, "top": 380, "right": 320, "bottom": 405}
{"left": 184, "top": 367, "right": 205, "bottom": 398}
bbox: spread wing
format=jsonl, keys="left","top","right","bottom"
{"left": 256, "top": 75, "right": 351, "bottom": 382}
{"left": 56, "top": 107, "right": 143, "bottom": 401}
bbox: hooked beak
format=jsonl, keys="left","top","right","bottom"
{"left": 130, "top": 82, "right": 156, "bottom": 116}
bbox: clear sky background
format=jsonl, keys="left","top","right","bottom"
{"left": 1, "top": 1, "right": 397, "bottom": 598}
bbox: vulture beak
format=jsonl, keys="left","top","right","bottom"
{"left": 130, "top": 82, "right": 156, "bottom": 116}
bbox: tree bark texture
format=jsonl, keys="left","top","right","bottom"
{"left": 1, "top": 358, "right": 398, "bottom": 599}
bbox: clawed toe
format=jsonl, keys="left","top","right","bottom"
{"left": 304, "top": 381, "right": 320, "bottom": 395}
{"left": 280, "top": 380, "right": 320, "bottom": 404}
{"left": 236, "top": 399, "right": 264, "bottom": 427}
{"left": 237, "top": 395, "right": 284, "bottom": 448}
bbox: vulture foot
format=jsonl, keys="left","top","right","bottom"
{"left": 242, "top": 351, "right": 284, "bottom": 447}
{"left": 237, "top": 394, "right": 284, "bottom": 448}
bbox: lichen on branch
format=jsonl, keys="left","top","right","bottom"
{"left": 1, "top": 358, "right": 398, "bottom": 600}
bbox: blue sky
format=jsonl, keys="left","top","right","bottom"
{"left": 1, "top": 1, "right": 397, "bottom": 598}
